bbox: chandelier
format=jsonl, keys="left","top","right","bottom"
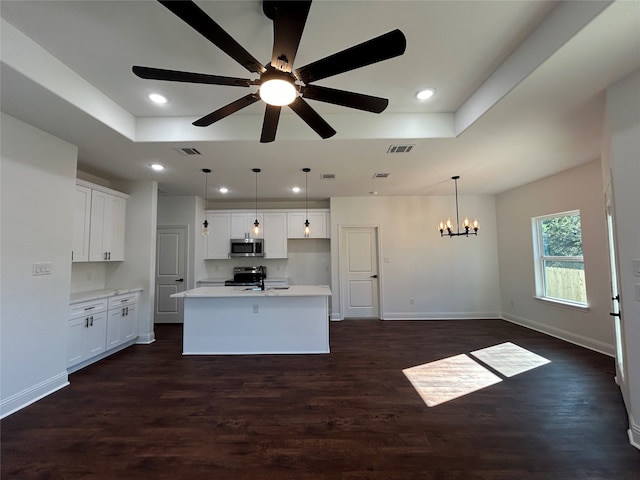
{"left": 438, "top": 175, "right": 479, "bottom": 237}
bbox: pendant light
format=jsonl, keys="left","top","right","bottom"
{"left": 253, "top": 168, "right": 261, "bottom": 236}
{"left": 303, "top": 168, "right": 311, "bottom": 237}
{"left": 438, "top": 175, "right": 479, "bottom": 237}
{"left": 202, "top": 168, "right": 211, "bottom": 235}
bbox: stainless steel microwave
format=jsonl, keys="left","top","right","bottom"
{"left": 230, "top": 238, "right": 264, "bottom": 257}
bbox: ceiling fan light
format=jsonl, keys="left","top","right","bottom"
{"left": 260, "top": 77, "right": 297, "bottom": 106}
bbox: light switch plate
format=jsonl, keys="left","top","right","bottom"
{"left": 32, "top": 262, "right": 52, "bottom": 276}
{"left": 634, "top": 259, "right": 640, "bottom": 277}
{"left": 635, "top": 284, "right": 640, "bottom": 302}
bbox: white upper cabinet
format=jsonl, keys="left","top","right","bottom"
{"left": 75, "top": 180, "right": 128, "bottom": 262}
{"left": 263, "top": 212, "right": 287, "bottom": 259}
{"left": 287, "top": 210, "right": 329, "bottom": 238}
{"left": 204, "top": 212, "right": 232, "bottom": 259}
{"left": 231, "top": 212, "right": 264, "bottom": 239}
{"left": 88, "top": 190, "right": 127, "bottom": 261}
{"left": 72, "top": 185, "right": 92, "bottom": 262}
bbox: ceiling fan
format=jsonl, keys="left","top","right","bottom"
{"left": 132, "top": 0, "right": 407, "bottom": 143}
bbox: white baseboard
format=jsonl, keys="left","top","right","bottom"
{"left": 382, "top": 311, "right": 502, "bottom": 320}
{"left": 0, "top": 372, "right": 68, "bottom": 419}
{"left": 135, "top": 332, "right": 156, "bottom": 344}
{"left": 502, "top": 312, "right": 615, "bottom": 356}
{"left": 629, "top": 418, "right": 640, "bottom": 450}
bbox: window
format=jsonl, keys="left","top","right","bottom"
{"left": 532, "top": 210, "right": 587, "bottom": 306}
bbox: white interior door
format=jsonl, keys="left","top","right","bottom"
{"left": 155, "top": 226, "right": 187, "bottom": 323}
{"left": 341, "top": 227, "right": 380, "bottom": 319}
{"left": 605, "top": 192, "right": 625, "bottom": 382}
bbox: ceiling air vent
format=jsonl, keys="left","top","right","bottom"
{"left": 387, "top": 144, "right": 414, "bottom": 154}
{"left": 174, "top": 147, "right": 202, "bottom": 156}
{"left": 321, "top": 173, "right": 336, "bottom": 180}
{"left": 373, "top": 172, "right": 390, "bottom": 179}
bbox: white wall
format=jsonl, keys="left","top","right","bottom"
{"left": 0, "top": 114, "right": 77, "bottom": 416}
{"left": 108, "top": 180, "right": 158, "bottom": 344}
{"left": 330, "top": 195, "right": 501, "bottom": 320}
{"left": 496, "top": 160, "right": 613, "bottom": 354}
{"left": 604, "top": 69, "right": 640, "bottom": 449}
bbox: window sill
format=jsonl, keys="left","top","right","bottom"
{"left": 533, "top": 296, "right": 590, "bottom": 312}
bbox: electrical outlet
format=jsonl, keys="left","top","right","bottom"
{"left": 409, "top": 298, "right": 415, "bottom": 305}
{"left": 635, "top": 284, "right": 640, "bottom": 302}
{"left": 510, "top": 300, "right": 515, "bottom": 307}
{"left": 634, "top": 259, "right": 640, "bottom": 277}
{"left": 32, "top": 262, "right": 52, "bottom": 276}
{"left": 253, "top": 304, "right": 259, "bottom": 314}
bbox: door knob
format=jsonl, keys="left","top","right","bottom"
{"left": 609, "top": 312, "right": 621, "bottom": 317}
{"left": 371, "top": 274, "right": 378, "bottom": 278}
{"left": 175, "top": 278, "right": 184, "bottom": 282}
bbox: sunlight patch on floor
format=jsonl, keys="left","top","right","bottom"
{"left": 402, "top": 343, "right": 551, "bottom": 407}
{"left": 402, "top": 354, "right": 502, "bottom": 407}
{"left": 470, "top": 342, "right": 551, "bottom": 377}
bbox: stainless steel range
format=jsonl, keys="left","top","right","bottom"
{"left": 224, "top": 266, "right": 266, "bottom": 287}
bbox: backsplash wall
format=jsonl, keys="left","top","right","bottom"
{"left": 203, "top": 238, "right": 330, "bottom": 286}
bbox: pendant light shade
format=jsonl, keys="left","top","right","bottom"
{"left": 303, "top": 168, "right": 311, "bottom": 238}
{"left": 438, "top": 175, "right": 479, "bottom": 237}
{"left": 202, "top": 168, "right": 211, "bottom": 235}
{"left": 253, "top": 168, "right": 261, "bottom": 236}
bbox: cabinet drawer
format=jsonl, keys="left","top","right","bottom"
{"left": 70, "top": 298, "right": 108, "bottom": 318}
{"left": 108, "top": 293, "right": 138, "bottom": 309}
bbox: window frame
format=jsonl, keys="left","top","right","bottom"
{"left": 531, "top": 210, "right": 588, "bottom": 309}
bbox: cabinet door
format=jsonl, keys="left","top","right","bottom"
{"left": 106, "top": 307, "right": 124, "bottom": 349}
{"left": 83, "top": 311, "right": 107, "bottom": 358}
{"left": 72, "top": 185, "right": 91, "bottom": 262}
{"left": 89, "top": 190, "right": 108, "bottom": 261}
{"left": 121, "top": 303, "right": 138, "bottom": 342}
{"left": 67, "top": 317, "right": 85, "bottom": 367}
{"left": 231, "top": 212, "right": 263, "bottom": 239}
{"left": 287, "top": 211, "right": 328, "bottom": 238}
{"left": 107, "top": 195, "right": 127, "bottom": 261}
{"left": 263, "top": 212, "right": 287, "bottom": 258}
{"left": 205, "top": 212, "right": 231, "bottom": 259}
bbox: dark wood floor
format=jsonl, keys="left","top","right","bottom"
{"left": 2, "top": 320, "right": 638, "bottom": 479}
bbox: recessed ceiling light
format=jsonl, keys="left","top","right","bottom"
{"left": 219, "top": 187, "right": 229, "bottom": 194}
{"left": 416, "top": 88, "right": 435, "bottom": 101}
{"left": 291, "top": 186, "right": 301, "bottom": 193}
{"left": 148, "top": 93, "right": 168, "bottom": 104}
{"left": 150, "top": 163, "right": 165, "bottom": 171}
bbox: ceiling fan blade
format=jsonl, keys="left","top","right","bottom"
{"left": 268, "top": 1, "right": 312, "bottom": 72}
{"left": 159, "top": 0, "right": 265, "bottom": 74}
{"left": 260, "top": 105, "right": 282, "bottom": 143}
{"left": 295, "top": 29, "right": 406, "bottom": 84}
{"left": 193, "top": 94, "right": 260, "bottom": 127}
{"left": 132, "top": 66, "right": 251, "bottom": 87}
{"left": 302, "top": 84, "right": 389, "bottom": 113}
{"left": 289, "top": 97, "right": 336, "bottom": 139}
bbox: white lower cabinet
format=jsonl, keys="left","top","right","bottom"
{"left": 106, "top": 293, "right": 139, "bottom": 350}
{"left": 68, "top": 291, "right": 139, "bottom": 371}
{"left": 67, "top": 298, "right": 108, "bottom": 368}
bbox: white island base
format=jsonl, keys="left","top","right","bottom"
{"left": 171, "top": 286, "right": 331, "bottom": 355}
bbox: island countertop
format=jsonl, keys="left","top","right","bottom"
{"left": 171, "top": 285, "right": 331, "bottom": 298}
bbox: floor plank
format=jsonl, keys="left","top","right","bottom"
{"left": 2, "top": 320, "right": 638, "bottom": 479}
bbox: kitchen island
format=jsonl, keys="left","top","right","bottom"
{"left": 171, "top": 286, "right": 331, "bottom": 355}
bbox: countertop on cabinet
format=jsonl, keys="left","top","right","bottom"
{"left": 70, "top": 287, "right": 143, "bottom": 304}
{"left": 172, "top": 285, "right": 330, "bottom": 298}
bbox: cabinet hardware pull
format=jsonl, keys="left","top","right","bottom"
{"left": 104, "top": 252, "right": 108, "bottom": 260}
{"left": 84, "top": 306, "right": 95, "bottom": 311}
{"left": 609, "top": 312, "right": 621, "bottom": 317}
{"left": 85, "top": 318, "right": 89, "bottom": 328}
{"left": 125, "top": 307, "right": 129, "bottom": 315}
{"left": 90, "top": 316, "right": 94, "bottom": 326}
{"left": 108, "top": 252, "right": 111, "bottom": 260}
